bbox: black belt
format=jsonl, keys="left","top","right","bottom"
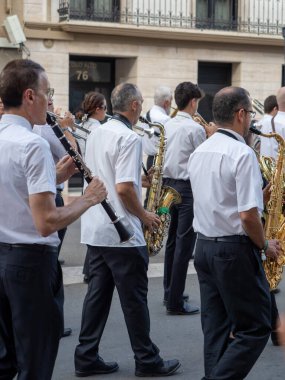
{"left": 197, "top": 233, "right": 251, "bottom": 244}
{"left": 0, "top": 243, "right": 58, "bottom": 254}
{"left": 163, "top": 178, "right": 190, "bottom": 184}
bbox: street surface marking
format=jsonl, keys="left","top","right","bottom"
{"left": 62, "top": 262, "right": 196, "bottom": 285}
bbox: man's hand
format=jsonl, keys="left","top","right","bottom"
{"left": 83, "top": 177, "right": 107, "bottom": 206}
{"left": 142, "top": 210, "right": 161, "bottom": 232}
{"left": 60, "top": 112, "right": 74, "bottom": 130}
{"left": 56, "top": 156, "right": 77, "bottom": 184}
{"left": 263, "top": 183, "right": 271, "bottom": 205}
{"left": 266, "top": 239, "right": 281, "bottom": 260}
{"left": 142, "top": 167, "right": 154, "bottom": 188}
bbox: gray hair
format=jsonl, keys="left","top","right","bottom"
{"left": 111, "top": 83, "right": 142, "bottom": 112}
{"left": 154, "top": 86, "right": 172, "bottom": 106}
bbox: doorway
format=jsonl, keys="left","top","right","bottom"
{"left": 198, "top": 62, "right": 232, "bottom": 122}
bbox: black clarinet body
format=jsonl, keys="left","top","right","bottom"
{"left": 46, "top": 112, "right": 133, "bottom": 243}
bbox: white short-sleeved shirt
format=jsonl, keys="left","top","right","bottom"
{"left": 33, "top": 123, "right": 67, "bottom": 190}
{"left": 188, "top": 128, "right": 263, "bottom": 237}
{"left": 33, "top": 124, "right": 66, "bottom": 164}
{"left": 77, "top": 118, "right": 101, "bottom": 158}
{"left": 0, "top": 114, "right": 59, "bottom": 246}
{"left": 163, "top": 111, "right": 206, "bottom": 180}
{"left": 142, "top": 105, "right": 170, "bottom": 156}
{"left": 260, "top": 111, "right": 285, "bottom": 159}
{"left": 81, "top": 118, "right": 145, "bottom": 247}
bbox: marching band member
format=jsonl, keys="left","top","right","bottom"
{"left": 0, "top": 59, "right": 107, "bottom": 380}
{"left": 260, "top": 89, "right": 285, "bottom": 158}
{"left": 77, "top": 91, "right": 107, "bottom": 158}
{"left": 188, "top": 86, "right": 280, "bottom": 380}
{"left": 143, "top": 86, "right": 172, "bottom": 206}
{"left": 75, "top": 83, "right": 181, "bottom": 378}
{"left": 163, "top": 82, "right": 205, "bottom": 315}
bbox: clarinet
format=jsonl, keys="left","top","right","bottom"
{"left": 46, "top": 112, "right": 134, "bottom": 243}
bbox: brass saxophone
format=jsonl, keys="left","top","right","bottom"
{"left": 250, "top": 126, "right": 285, "bottom": 289}
{"left": 139, "top": 116, "right": 182, "bottom": 256}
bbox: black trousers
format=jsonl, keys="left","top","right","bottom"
{"left": 75, "top": 245, "right": 162, "bottom": 371}
{"left": 163, "top": 179, "right": 196, "bottom": 309}
{"left": 194, "top": 238, "right": 271, "bottom": 380}
{"left": 0, "top": 244, "right": 63, "bottom": 380}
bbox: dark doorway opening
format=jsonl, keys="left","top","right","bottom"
{"left": 68, "top": 56, "right": 115, "bottom": 188}
{"left": 198, "top": 62, "right": 232, "bottom": 122}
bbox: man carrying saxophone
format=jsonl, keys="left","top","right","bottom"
{"left": 163, "top": 81, "right": 206, "bottom": 314}
{"left": 188, "top": 86, "right": 281, "bottom": 380}
{"left": 75, "top": 83, "right": 181, "bottom": 377}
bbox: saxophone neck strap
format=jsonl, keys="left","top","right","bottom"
{"left": 217, "top": 129, "right": 238, "bottom": 141}
{"left": 146, "top": 110, "right": 151, "bottom": 122}
{"left": 111, "top": 113, "right": 132, "bottom": 130}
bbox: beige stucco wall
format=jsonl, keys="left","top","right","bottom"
{"left": 0, "top": 1, "right": 283, "bottom": 113}
{"left": 24, "top": 33, "right": 283, "bottom": 112}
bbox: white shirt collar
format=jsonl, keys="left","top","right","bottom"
{"left": 176, "top": 111, "right": 193, "bottom": 120}
{"left": 1, "top": 114, "right": 32, "bottom": 131}
{"left": 152, "top": 105, "right": 168, "bottom": 115}
{"left": 218, "top": 128, "right": 245, "bottom": 144}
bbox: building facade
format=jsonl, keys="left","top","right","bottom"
{"left": 0, "top": 0, "right": 285, "bottom": 120}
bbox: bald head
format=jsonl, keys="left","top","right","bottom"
{"left": 276, "top": 87, "right": 285, "bottom": 110}
{"left": 212, "top": 86, "right": 251, "bottom": 125}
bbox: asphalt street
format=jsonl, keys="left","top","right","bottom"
{"left": 52, "top": 217, "right": 285, "bottom": 380}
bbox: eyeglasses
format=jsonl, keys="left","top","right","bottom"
{"left": 235, "top": 109, "right": 256, "bottom": 119}
{"left": 47, "top": 88, "right": 54, "bottom": 99}
{"left": 99, "top": 105, "right": 107, "bottom": 111}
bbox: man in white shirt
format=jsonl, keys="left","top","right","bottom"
{"left": 143, "top": 86, "right": 172, "bottom": 207}
{"left": 0, "top": 59, "right": 107, "bottom": 380}
{"left": 260, "top": 89, "right": 285, "bottom": 158}
{"left": 188, "top": 86, "right": 280, "bottom": 380}
{"left": 163, "top": 82, "right": 206, "bottom": 315}
{"left": 143, "top": 85, "right": 172, "bottom": 158}
{"left": 75, "top": 83, "right": 181, "bottom": 378}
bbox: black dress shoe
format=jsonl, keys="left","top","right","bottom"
{"left": 163, "top": 293, "right": 189, "bottom": 306}
{"left": 272, "top": 288, "right": 281, "bottom": 294}
{"left": 167, "top": 302, "right": 200, "bottom": 315}
{"left": 62, "top": 327, "right": 72, "bottom": 338}
{"left": 75, "top": 357, "right": 119, "bottom": 377}
{"left": 83, "top": 275, "right": 89, "bottom": 284}
{"left": 135, "top": 359, "right": 181, "bottom": 377}
{"left": 271, "top": 331, "right": 280, "bottom": 346}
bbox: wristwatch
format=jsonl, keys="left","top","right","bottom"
{"left": 260, "top": 240, "right": 268, "bottom": 261}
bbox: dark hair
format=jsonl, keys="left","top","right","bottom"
{"left": 264, "top": 95, "right": 278, "bottom": 114}
{"left": 81, "top": 91, "right": 106, "bottom": 117}
{"left": 111, "top": 83, "right": 141, "bottom": 112}
{"left": 212, "top": 87, "right": 251, "bottom": 125}
{"left": 174, "top": 82, "right": 203, "bottom": 110}
{"left": 0, "top": 59, "right": 45, "bottom": 108}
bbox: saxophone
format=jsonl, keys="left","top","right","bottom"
{"left": 139, "top": 116, "right": 182, "bottom": 256}
{"left": 250, "top": 126, "right": 285, "bottom": 289}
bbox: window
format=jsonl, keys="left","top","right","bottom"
{"left": 196, "top": 0, "right": 237, "bottom": 30}
{"left": 69, "top": 0, "right": 120, "bottom": 21}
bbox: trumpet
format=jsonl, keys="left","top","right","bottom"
{"left": 48, "top": 111, "right": 91, "bottom": 138}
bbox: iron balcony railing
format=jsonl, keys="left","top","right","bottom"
{"left": 58, "top": 1, "right": 285, "bottom": 36}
